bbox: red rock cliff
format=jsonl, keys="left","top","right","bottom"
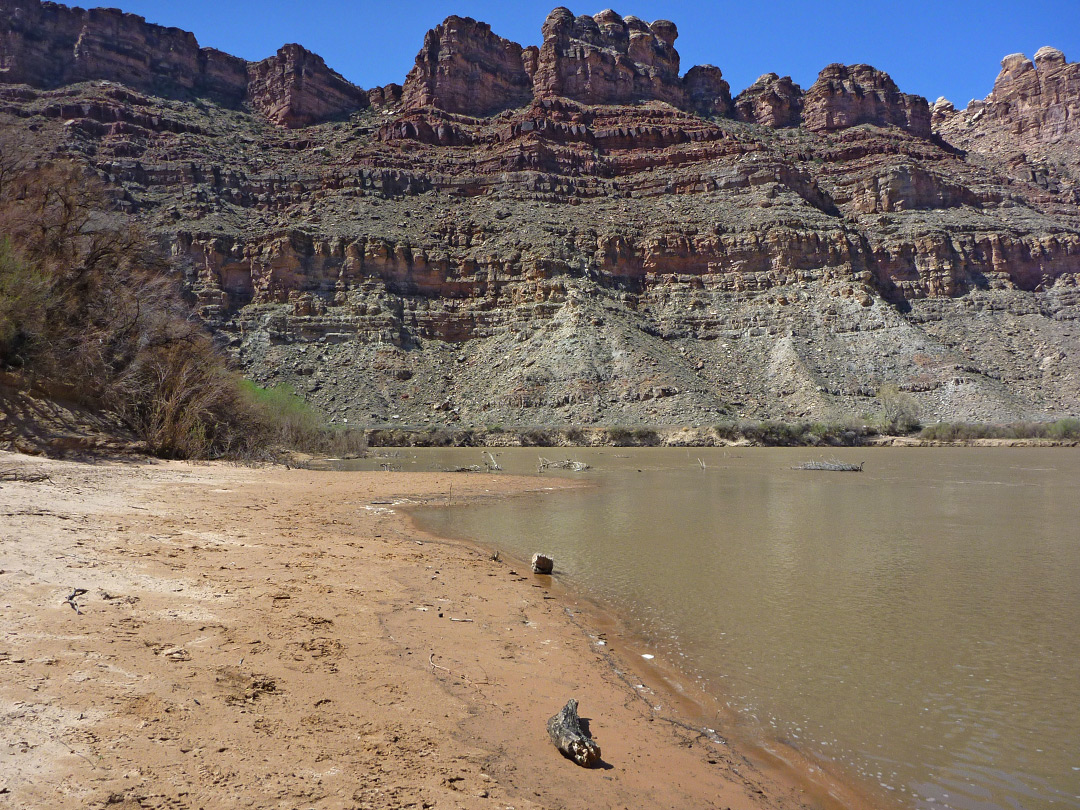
{"left": 0, "top": 0, "right": 248, "bottom": 103}
{"left": 533, "top": 7, "right": 685, "bottom": 107}
{"left": 401, "top": 15, "right": 533, "bottom": 116}
{"left": 734, "top": 73, "right": 803, "bottom": 127}
{"left": 934, "top": 47, "right": 1080, "bottom": 197}
{"left": 984, "top": 47, "right": 1080, "bottom": 145}
{"left": 802, "top": 64, "right": 931, "bottom": 137}
{"left": 247, "top": 44, "right": 368, "bottom": 128}
{"left": 0, "top": 0, "right": 369, "bottom": 126}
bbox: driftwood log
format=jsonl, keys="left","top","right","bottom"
{"left": 547, "top": 699, "right": 601, "bottom": 767}
{"left": 792, "top": 459, "right": 864, "bottom": 472}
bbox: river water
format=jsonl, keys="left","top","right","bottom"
{"left": 350, "top": 447, "right": 1080, "bottom": 810}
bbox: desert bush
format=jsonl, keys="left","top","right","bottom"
{"left": 235, "top": 380, "right": 366, "bottom": 457}
{"left": 876, "top": 384, "right": 921, "bottom": 434}
{"left": 0, "top": 141, "right": 295, "bottom": 458}
{"left": 562, "top": 426, "right": 586, "bottom": 445}
{"left": 632, "top": 427, "right": 661, "bottom": 446}
{"left": 518, "top": 427, "right": 556, "bottom": 446}
{"left": 921, "top": 420, "right": 1080, "bottom": 442}
{"left": 1047, "top": 418, "right": 1080, "bottom": 440}
{"left": 712, "top": 420, "right": 742, "bottom": 441}
{"left": 711, "top": 419, "right": 869, "bottom": 446}
{"left": 0, "top": 239, "right": 48, "bottom": 367}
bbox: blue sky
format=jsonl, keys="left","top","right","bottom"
{"left": 116, "top": 1, "right": 1080, "bottom": 106}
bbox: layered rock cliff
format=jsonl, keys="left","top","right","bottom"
{"left": 399, "top": 8, "right": 733, "bottom": 118}
{"left": 247, "top": 44, "right": 369, "bottom": 128}
{"left": 935, "top": 47, "right": 1080, "bottom": 198}
{"left": 400, "top": 15, "right": 533, "bottom": 116}
{"left": 0, "top": 0, "right": 367, "bottom": 126}
{"left": 0, "top": 1, "right": 1077, "bottom": 428}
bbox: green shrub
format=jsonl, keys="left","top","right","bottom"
{"left": 0, "top": 144, "right": 370, "bottom": 460}
{"left": 1047, "top": 418, "right": 1080, "bottom": 440}
{"left": 921, "top": 420, "right": 1080, "bottom": 442}
{"left": 877, "top": 384, "right": 921, "bottom": 434}
{"left": 519, "top": 428, "right": 555, "bottom": 447}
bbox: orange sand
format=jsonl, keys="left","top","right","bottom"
{"left": 0, "top": 452, "right": 880, "bottom": 809}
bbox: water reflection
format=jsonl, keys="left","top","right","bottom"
{"left": 357, "top": 447, "right": 1080, "bottom": 810}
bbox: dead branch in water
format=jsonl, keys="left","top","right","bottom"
{"left": 537, "top": 457, "right": 590, "bottom": 472}
{"left": 792, "top": 459, "right": 864, "bottom": 472}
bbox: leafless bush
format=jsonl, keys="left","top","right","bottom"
{"left": 0, "top": 136, "right": 264, "bottom": 457}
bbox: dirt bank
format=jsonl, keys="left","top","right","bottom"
{"left": 0, "top": 451, "right": 873, "bottom": 809}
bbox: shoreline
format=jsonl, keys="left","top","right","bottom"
{"left": 1, "top": 450, "right": 889, "bottom": 810}
{"left": 403, "top": 489, "right": 895, "bottom": 810}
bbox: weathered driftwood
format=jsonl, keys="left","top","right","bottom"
{"left": 0, "top": 467, "right": 52, "bottom": 482}
{"left": 537, "top": 457, "right": 590, "bottom": 472}
{"left": 64, "top": 587, "right": 88, "bottom": 614}
{"left": 531, "top": 553, "right": 554, "bottom": 574}
{"left": 792, "top": 459, "right": 864, "bottom": 472}
{"left": 547, "top": 698, "right": 601, "bottom": 767}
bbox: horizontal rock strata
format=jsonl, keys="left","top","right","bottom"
{"left": 0, "top": 1, "right": 1077, "bottom": 427}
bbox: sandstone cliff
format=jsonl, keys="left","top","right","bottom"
{"left": 401, "top": 8, "right": 732, "bottom": 118}
{"left": 0, "top": 0, "right": 368, "bottom": 125}
{"left": 0, "top": 1, "right": 1077, "bottom": 428}
{"left": 401, "top": 15, "right": 533, "bottom": 116}
{"left": 0, "top": 0, "right": 248, "bottom": 103}
{"left": 935, "top": 47, "right": 1080, "bottom": 198}
{"left": 802, "top": 64, "right": 930, "bottom": 136}
{"left": 734, "top": 74, "right": 802, "bottom": 127}
{"left": 247, "top": 44, "right": 368, "bottom": 128}
{"left": 533, "top": 8, "right": 685, "bottom": 107}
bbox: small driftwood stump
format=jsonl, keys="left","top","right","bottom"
{"left": 547, "top": 698, "right": 601, "bottom": 767}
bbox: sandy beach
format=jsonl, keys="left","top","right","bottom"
{"left": 0, "top": 451, "right": 874, "bottom": 810}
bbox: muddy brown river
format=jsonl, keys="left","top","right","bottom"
{"left": 345, "top": 447, "right": 1080, "bottom": 810}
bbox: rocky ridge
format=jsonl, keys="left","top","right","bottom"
{"left": 0, "top": 0, "right": 369, "bottom": 126}
{"left": 0, "top": 1, "right": 1078, "bottom": 429}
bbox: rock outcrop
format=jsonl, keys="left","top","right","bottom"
{"left": 0, "top": 0, "right": 369, "bottom": 126}
{"left": 733, "top": 73, "right": 802, "bottom": 127}
{"left": 935, "top": 48, "right": 1080, "bottom": 197}
{"left": 367, "top": 83, "right": 402, "bottom": 109}
{"left": 247, "top": 44, "right": 368, "bottom": 128}
{"left": 802, "top": 64, "right": 931, "bottom": 137}
{"left": 983, "top": 47, "right": 1080, "bottom": 144}
{"left": 401, "top": 15, "right": 533, "bottom": 116}
{"left": 0, "top": 0, "right": 248, "bottom": 104}
{"left": 401, "top": 8, "right": 734, "bottom": 117}
{"left": 682, "top": 64, "right": 731, "bottom": 117}
{"left": 533, "top": 7, "right": 685, "bottom": 107}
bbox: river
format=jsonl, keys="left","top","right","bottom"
{"left": 342, "top": 447, "right": 1080, "bottom": 810}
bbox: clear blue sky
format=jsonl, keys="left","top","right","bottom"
{"left": 114, "top": 1, "right": 1080, "bottom": 106}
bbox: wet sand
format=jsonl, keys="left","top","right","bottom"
{"left": 0, "top": 451, "right": 877, "bottom": 810}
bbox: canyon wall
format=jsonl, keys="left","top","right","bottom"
{"left": 0, "top": 0, "right": 366, "bottom": 126}
{"left": 0, "top": 1, "right": 1077, "bottom": 426}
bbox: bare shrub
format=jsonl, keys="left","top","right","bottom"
{"left": 0, "top": 138, "right": 264, "bottom": 457}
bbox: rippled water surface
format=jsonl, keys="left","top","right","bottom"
{"left": 354, "top": 447, "right": 1080, "bottom": 810}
